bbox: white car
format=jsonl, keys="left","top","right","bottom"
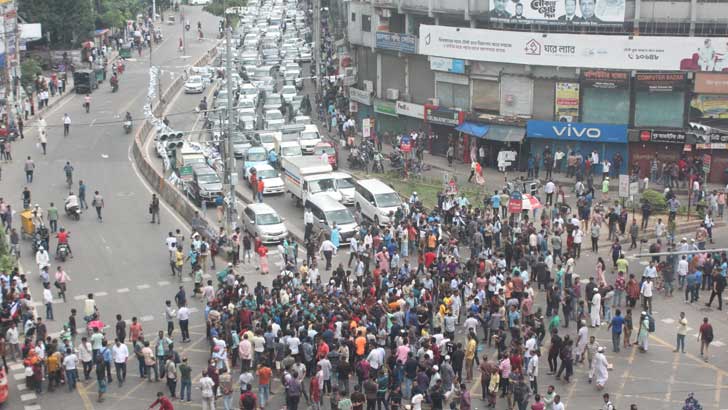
{"left": 184, "top": 75, "right": 206, "bottom": 94}
{"left": 280, "top": 85, "right": 297, "bottom": 104}
{"left": 252, "top": 163, "right": 285, "bottom": 194}
{"left": 264, "top": 109, "right": 285, "bottom": 130}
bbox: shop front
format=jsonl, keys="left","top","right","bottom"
{"left": 629, "top": 129, "right": 693, "bottom": 179}
{"left": 526, "top": 120, "right": 629, "bottom": 175}
{"left": 395, "top": 101, "right": 426, "bottom": 134}
{"left": 695, "top": 132, "right": 728, "bottom": 184}
{"left": 373, "top": 99, "right": 400, "bottom": 135}
{"left": 459, "top": 120, "right": 526, "bottom": 170}
{"left": 348, "top": 86, "right": 373, "bottom": 124}
{"left": 424, "top": 105, "right": 465, "bottom": 157}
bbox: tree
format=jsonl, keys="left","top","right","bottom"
{"left": 203, "top": 0, "right": 247, "bottom": 17}
{"left": 18, "top": 0, "right": 96, "bottom": 47}
{"left": 20, "top": 57, "right": 42, "bottom": 92}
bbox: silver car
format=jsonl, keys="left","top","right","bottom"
{"left": 242, "top": 203, "right": 288, "bottom": 244}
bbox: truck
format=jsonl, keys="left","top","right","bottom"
{"left": 281, "top": 156, "right": 341, "bottom": 206}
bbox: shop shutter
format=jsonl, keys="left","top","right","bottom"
{"left": 634, "top": 91, "right": 685, "bottom": 128}
{"left": 437, "top": 82, "right": 455, "bottom": 108}
{"left": 532, "top": 79, "right": 555, "bottom": 120}
{"left": 436, "top": 82, "right": 469, "bottom": 111}
{"left": 472, "top": 79, "right": 500, "bottom": 111}
{"left": 500, "top": 75, "right": 533, "bottom": 117}
{"left": 582, "top": 88, "right": 630, "bottom": 125}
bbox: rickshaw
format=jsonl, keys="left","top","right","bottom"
{"left": 20, "top": 209, "right": 34, "bottom": 239}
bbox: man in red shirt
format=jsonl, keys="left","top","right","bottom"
{"left": 56, "top": 227, "right": 73, "bottom": 257}
{"left": 149, "top": 391, "right": 174, "bottom": 410}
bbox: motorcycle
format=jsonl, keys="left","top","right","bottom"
{"left": 110, "top": 78, "right": 119, "bottom": 93}
{"left": 185, "top": 23, "right": 190, "bottom": 31}
{"left": 56, "top": 243, "right": 70, "bottom": 262}
{"left": 65, "top": 204, "right": 81, "bottom": 221}
{"left": 123, "top": 120, "right": 132, "bottom": 134}
{"left": 390, "top": 149, "right": 404, "bottom": 170}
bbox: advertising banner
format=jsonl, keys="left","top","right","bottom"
{"left": 418, "top": 24, "right": 728, "bottom": 71}
{"left": 690, "top": 95, "right": 728, "bottom": 119}
{"left": 348, "top": 87, "right": 371, "bottom": 106}
{"left": 694, "top": 73, "right": 728, "bottom": 94}
{"left": 430, "top": 56, "right": 465, "bottom": 74}
{"left": 425, "top": 106, "right": 463, "bottom": 126}
{"left": 527, "top": 120, "right": 628, "bottom": 143}
{"left": 374, "top": 99, "right": 398, "bottom": 117}
{"left": 554, "top": 82, "right": 580, "bottom": 122}
{"left": 487, "top": 0, "right": 625, "bottom": 26}
{"left": 375, "top": 31, "right": 416, "bottom": 54}
{"left": 395, "top": 101, "right": 425, "bottom": 119}
{"left": 638, "top": 129, "right": 687, "bottom": 144}
{"left": 634, "top": 72, "right": 688, "bottom": 92}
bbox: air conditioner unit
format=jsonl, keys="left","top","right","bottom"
{"left": 427, "top": 98, "right": 439, "bottom": 106}
{"left": 363, "top": 80, "right": 374, "bottom": 93}
{"left": 385, "top": 88, "right": 399, "bottom": 100}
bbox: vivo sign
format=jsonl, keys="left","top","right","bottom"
{"left": 552, "top": 124, "right": 603, "bottom": 139}
{"left": 527, "top": 120, "right": 628, "bottom": 144}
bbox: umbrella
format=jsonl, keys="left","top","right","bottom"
{"left": 520, "top": 194, "right": 542, "bottom": 210}
{"left": 88, "top": 320, "right": 105, "bottom": 330}
{"left": 82, "top": 41, "right": 95, "bottom": 49}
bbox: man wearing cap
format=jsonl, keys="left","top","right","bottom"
{"left": 590, "top": 288, "right": 602, "bottom": 327}
{"left": 589, "top": 346, "right": 610, "bottom": 390}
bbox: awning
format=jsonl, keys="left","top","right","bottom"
{"left": 455, "top": 121, "right": 489, "bottom": 138}
{"left": 484, "top": 124, "right": 525, "bottom": 143}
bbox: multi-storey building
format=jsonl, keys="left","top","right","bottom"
{"left": 335, "top": 0, "right": 728, "bottom": 183}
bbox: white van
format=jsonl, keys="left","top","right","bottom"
{"left": 299, "top": 124, "right": 322, "bottom": 154}
{"left": 353, "top": 178, "right": 402, "bottom": 226}
{"left": 307, "top": 195, "right": 359, "bottom": 244}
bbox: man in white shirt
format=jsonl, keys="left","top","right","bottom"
{"left": 319, "top": 239, "right": 337, "bottom": 270}
{"left": 544, "top": 180, "right": 555, "bottom": 206}
{"left": 165, "top": 232, "right": 177, "bottom": 261}
{"left": 63, "top": 348, "right": 79, "bottom": 391}
{"left": 63, "top": 113, "right": 72, "bottom": 136}
{"left": 43, "top": 284, "right": 54, "bottom": 320}
{"left": 112, "top": 339, "right": 129, "bottom": 386}
{"left": 304, "top": 207, "right": 314, "bottom": 241}
{"left": 677, "top": 256, "right": 689, "bottom": 289}
{"left": 641, "top": 278, "right": 654, "bottom": 314}
{"left": 366, "top": 344, "right": 386, "bottom": 370}
{"left": 177, "top": 304, "right": 191, "bottom": 342}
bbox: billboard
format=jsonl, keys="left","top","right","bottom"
{"left": 690, "top": 95, "right": 728, "bottom": 119}
{"left": 487, "top": 0, "right": 625, "bottom": 26}
{"left": 634, "top": 72, "right": 688, "bottom": 92}
{"left": 418, "top": 24, "right": 728, "bottom": 72}
{"left": 554, "top": 82, "right": 579, "bottom": 122}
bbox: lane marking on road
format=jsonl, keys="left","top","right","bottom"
{"left": 117, "top": 288, "right": 130, "bottom": 293}
{"left": 140, "top": 315, "right": 154, "bottom": 322}
{"left": 95, "top": 291, "right": 108, "bottom": 296}
{"left": 182, "top": 277, "right": 192, "bottom": 282}
{"left": 13, "top": 372, "right": 25, "bottom": 380}
{"left": 20, "top": 392, "right": 37, "bottom": 401}
{"left": 89, "top": 119, "right": 97, "bottom": 127}
{"left": 137, "top": 284, "right": 151, "bottom": 290}
{"left": 73, "top": 294, "right": 86, "bottom": 301}
{"left": 24, "top": 406, "right": 41, "bottom": 410}
{"left": 158, "top": 280, "right": 171, "bottom": 286}
{"left": 17, "top": 382, "right": 26, "bottom": 390}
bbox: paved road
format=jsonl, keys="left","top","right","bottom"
{"left": 3, "top": 6, "right": 222, "bottom": 410}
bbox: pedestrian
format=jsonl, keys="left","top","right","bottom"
{"left": 698, "top": 317, "right": 714, "bottom": 362}
{"left": 607, "top": 309, "right": 624, "bottom": 353}
{"left": 178, "top": 302, "right": 190, "bottom": 343}
{"left": 63, "top": 113, "right": 71, "bottom": 136}
{"left": 220, "top": 368, "right": 233, "bottom": 410}
{"left": 149, "top": 391, "right": 175, "bottom": 410}
{"left": 92, "top": 190, "right": 104, "bottom": 221}
{"left": 112, "top": 338, "right": 129, "bottom": 387}
{"left": 17, "top": 116, "right": 23, "bottom": 139}
{"left": 150, "top": 193, "right": 161, "bottom": 224}
{"left": 589, "top": 347, "right": 610, "bottom": 390}
{"left": 47, "top": 202, "right": 58, "bottom": 233}
{"left": 199, "top": 370, "right": 215, "bottom": 410}
{"left": 166, "top": 355, "right": 178, "bottom": 398}
{"left": 62, "top": 348, "right": 79, "bottom": 391}
{"left": 179, "top": 357, "right": 192, "bottom": 402}
{"left": 24, "top": 156, "right": 35, "bottom": 183}
{"left": 42, "top": 283, "right": 53, "bottom": 320}
{"left": 38, "top": 129, "right": 47, "bottom": 155}
{"left": 674, "top": 312, "right": 687, "bottom": 353}
{"left": 165, "top": 300, "right": 176, "bottom": 338}
{"left": 79, "top": 180, "right": 88, "bottom": 209}
{"left": 95, "top": 355, "right": 108, "bottom": 402}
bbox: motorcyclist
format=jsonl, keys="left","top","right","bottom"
{"left": 65, "top": 191, "right": 80, "bottom": 216}
{"left": 83, "top": 94, "right": 91, "bottom": 113}
{"left": 110, "top": 74, "right": 119, "bottom": 91}
{"left": 56, "top": 227, "right": 73, "bottom": 258}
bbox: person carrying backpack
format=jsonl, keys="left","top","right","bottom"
{"left": 698, "top": 317, "right": 714, "bottom": 362}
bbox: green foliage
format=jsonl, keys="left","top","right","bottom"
{"left": 19, "top": 0, "right": 96, "bottom": 47}
{"left": 20, "top": 57, "right": 42, "bottom": 91}
{"left": 0, "top": 228, "right": 16, "bottom": 273}
{"left": 641, "top": 189, "right": 667, "bottom": 213}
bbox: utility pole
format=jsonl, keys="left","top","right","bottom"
{"left": 223, "top": 20, "right": 236, "bottom": 236}
{"left": 180, "top": 4, "right": 186, "bottom": 55}
{"left": 313, "top": 0, "right": 321, "bottom": 93}
{"left": 2, "top": 3, "right": 14, "bottom": 129}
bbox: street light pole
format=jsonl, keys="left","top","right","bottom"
{"left": 223, "top": 21, "right": 236, "bottom": 236}
{"left": 313, "top": 0, "right": 321, "bottom": 92}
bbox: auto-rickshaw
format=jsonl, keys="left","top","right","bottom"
{"left": 119, "top": 45, "right": 132, "bottom": 59}
{"left": 20, "top": 209, "right": 35, "bottom": 239}
{"left": 73, "top": 69, "right": 95, "bottom": 94}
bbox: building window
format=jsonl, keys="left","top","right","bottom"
{"left": 362, "top": 15, "right": 371, "bottom": 32}
{"left": 351, "top": 12, "right": 356, "bottom": 22}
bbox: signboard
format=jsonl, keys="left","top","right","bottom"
{"left": 362, "top": 118, "right": 371, "bottom": 138}
{"left": 703, "top": 154, "right": 712, "bottom": 175}
{"left": 373, "top": 99, "right": 398, "bottom": 117}
{"left": 618, "top": 174, "right": 629, "bottom": 198}
{"left": 638, "top": 130, "right": 687, "bottom": 144}
{"left": 690, "top": 95, "right": 728, "bottom": 119}
{"left": 425, "top": 106, "right": 462, "bottom": 126}
{"left": 629, "top": 181, "right": 639, "bottom": 197}
{"left": 395, "top": 101, "right": 425, "bottom": 119}
{"left": 634, "top": 72, "right": 688, "bottom": 92}
{"left": 694, "top": 73, "right": 728, "bottom": 94}
{"left": 179, "top": 166, "right": 194, "bottom": 181}
{"left": 375, "top": 31, "right": 416, "bottom": 54}
{"left": 349, "top": 101, "right": 358, "bottom": 113}
{"left": 348, "top": 87, "right": 371, "bottom": 106}
{"left": 580, "top": 70, "right": 630, "bottom": 89}
{"left": 418, "top": 24, "right": 728, "bottom": 71}
{"left": 526, "top": 120, "right": 628, "bottom": 143}
{"left": 508, "top": 191, "right": 523, "bottom": 214}
{"left": 487, "top": 0, "right": 625, "bottom": 26}
{"left": 554, "top": 82, "right": 580, "bottom": 122}
{"left": 430, "top": 57, "right": 465, "bottom": 74}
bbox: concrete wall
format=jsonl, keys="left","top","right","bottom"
{"left": 408, "top": 54, "right": 434, "bottom": 104}
{"left": 347, "top": 1, "right": 373, "bottom": 48}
